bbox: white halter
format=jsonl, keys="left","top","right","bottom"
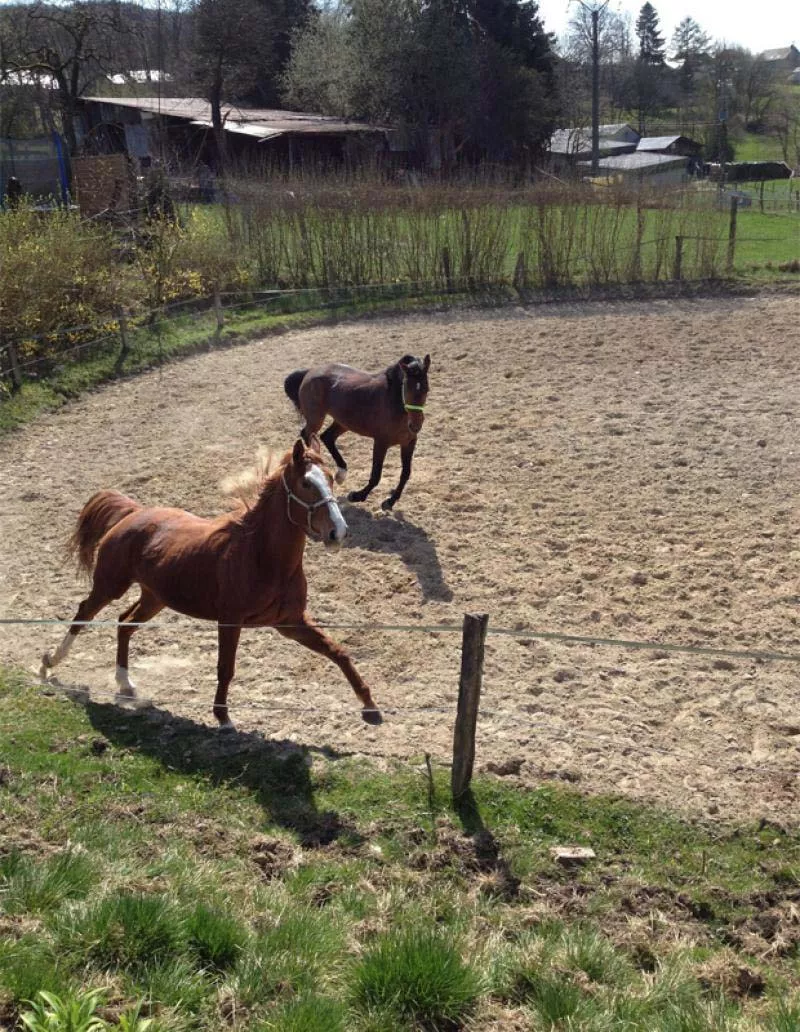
{"left": 282, "top": 466, "right": 344, "bottom": 541}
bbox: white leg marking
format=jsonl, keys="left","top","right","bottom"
{"left": 335, "top": 467, "right": 347, "bottom": 485}
{"left": 41, "top": 630, "right": 76, "bottom": 676}
{"left": 52, "top": 630, "right": 76, "bottom": 665}
{"left": 115, "top": 665, "right": 138, "bottom": 699}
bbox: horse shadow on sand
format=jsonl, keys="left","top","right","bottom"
{"left": 339, "top": 503, "right": 453, "bottom": 603}
{"left": 80, "top": 694, "right": 362, "bottom": 848}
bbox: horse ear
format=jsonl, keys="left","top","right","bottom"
{"left": 292, "top": 438, "right": 306, "bottom": 466}
{"left": 423, "top": 354, "right": 430, "bottom": 371}
{"left": 307, "top": 432, "right": 322, "bottom": 455}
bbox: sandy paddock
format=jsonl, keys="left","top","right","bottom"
{"left": 1, "top": 294, "right": 799, "bottom": 824}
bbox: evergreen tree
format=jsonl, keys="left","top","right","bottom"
{"left": 670, "top": 16, "right": 710, "bottom": 64}
{"left": 670, "top": 16, "right": 711, "bottom": 111}
{"left": 635, "top": 2, "right": 664, "bottom": 65}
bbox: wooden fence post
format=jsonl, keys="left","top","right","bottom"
{"left": 1, "top": 337, "right": 23, "bottom": 393}
{"left": 673, "top": 236, "right": 683, "bottom": 282}
{"left": 441, "top": 247, "right": 453, "bottom": 293}
{"left": 213, "top": 288, "right": 224, "bottom": 347}
{"left": 513, "top": 251, "right": 527, "bottom": 294}
{"left": 114, "top": 307, "right": 130, "bottom": 374}
{"left": 451, "top": 612, "right": 489, "bottom": 801}
{"left": 726, "top": 196, "right": 738, "bottom": 275}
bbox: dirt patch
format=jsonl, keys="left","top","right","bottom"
{"left": 1, "top": 296, "right": 800, "bottom": 824}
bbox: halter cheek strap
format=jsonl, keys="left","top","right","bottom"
{"left": 282, "top": 471, "right": 335, "bottom": 539}
{"left": 402, "top": 379, "right": 426, "bottom": 413}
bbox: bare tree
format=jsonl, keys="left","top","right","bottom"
{"left": 10, "top": 1, "right": 127, "bottom": 155}
{"left": 191, "top": 0, "right": 276, "bottom": 166}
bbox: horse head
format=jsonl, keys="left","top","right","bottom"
{"left": 398, "top": 353, "right": 430, "bottom": 436}
{"left": 283, "top": 438, "right": 348, "bottom": 547}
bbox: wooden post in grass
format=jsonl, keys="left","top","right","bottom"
{"left": 673, "top": 236, "right": 683, "bottom": 282}
{"left": 114, "top": 307, "right": 130, "bottom": 374}
{"left": 213, "top": 287, "right": 223, "bottom": 346}
{"left": 2, "top": 338, "right": 23, "bottom": 393}
{"left": 726, "top": 196, "right": 738, "bottom": 275}
{"left": 513, "top": 251, "right": 527, "bottom": 294}
{"left": 451, "top": 612, "right": 489, "bottom": 801}
{"left": 442, "top": 247, "right": 453, "bottom": 293}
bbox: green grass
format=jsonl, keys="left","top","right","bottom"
{"left": 733, "top": 131, "right": 790, "bottom": 163}
{"left": 3, "top": 671, "right": 800, "bottom": 1029}
{"left": 351, "top": 925, "right": 482, "bottom": 1027}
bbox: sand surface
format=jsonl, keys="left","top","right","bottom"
{"left": 1, "top": 294, "right": 799, "bottom": 824}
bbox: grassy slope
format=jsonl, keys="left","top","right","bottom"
{"left": 2, "top": 672, "right": 800, "bottom": 1030}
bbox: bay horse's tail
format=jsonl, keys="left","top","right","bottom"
{"left": 283, "top": 369, "right": 308, "bottom": 411}
{"left": 68, "top": 490, "right": 142, "bottom": 575}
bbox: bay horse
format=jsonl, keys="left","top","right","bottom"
{"left": 39, "top": 438, "right": 382, "bottom": 727}
{"left": 284, "top": 354, "right": 430, "bottom": 511}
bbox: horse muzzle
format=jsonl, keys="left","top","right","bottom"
{"left": 407, "top": 414, "right": 424, "bottom": 436}
{"left": 324, "top": 518, "right": 348, "bottom": 548}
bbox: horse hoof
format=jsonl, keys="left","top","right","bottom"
{"left": 347, "top": 491, "right": 364, "bottom": 503}
{"left": 218, "top": 720, "right": 237, "bottom": 732}
{"left": 361, "top": 707, "right": 383, "bottom": 725}
{"left": 380, "top": 497, "right": 395, "bottom": 511}
{"left": 39, "top": 654, "right": 53, "bottom": 680}
{"left": 335, "top": 467, "right": 347, "bottom": 485}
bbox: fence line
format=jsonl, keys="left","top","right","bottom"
{"left": 3, "top": 614, "right": 799, "bottom": 665}
{"left": 17, "top": 670, "right": 800, "bottom": 783}
{"left": 4, "top": 214, "right": 794, "bottom": 393}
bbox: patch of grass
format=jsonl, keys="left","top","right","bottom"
{"left": 4, "top": 673, "right": 800, "bottom": 1029}
{"left": 350, "top": 925, "right": 482, "bottom": 1028}
{"left": 0, "top": 850, "right": 95, "bottom": 915}
{"left": 184, "top": 903, "right": 249, "bottom": 973}
{"left": 56, "top": 892, "right": 185, "bottom": 974}
{"left": 228, "top": 907, "right": 345, "bottom": 1008}
{"left": 124, "top": 955, "right": 212, "bottom": 1014}
{"left": 253, "top": 994, "right": 348, "bottom": 1032}
{"left": 0, "top": 937, "right": 68, "bottom": 1008}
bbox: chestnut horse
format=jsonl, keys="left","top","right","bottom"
{"left": 284, "top": 354, "right": 430, "bottom": 511}
{"left": 39, "top": 439, "right": 382, "bottom": 727}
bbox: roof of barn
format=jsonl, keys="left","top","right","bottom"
{"left": 83, "top": 96, "right": 383, "bottom": 137}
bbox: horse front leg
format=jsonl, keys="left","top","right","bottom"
{"left": 213, "top": 623, "right": 241, "bottom": 729}
{"left": 348, "top": 439, "right": 388, "bottom": 504}
{"left": 275, "top": 615, "right": 382, "bottom": 724}
{"left": 382, "top": 439, "right": 417, "bottom": 511}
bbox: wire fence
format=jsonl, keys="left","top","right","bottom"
{"left": 4, "top": 614, "right": 800, "bottom": 787}
{"left": 3, "top": 187, "right": 798, "bottom": 395}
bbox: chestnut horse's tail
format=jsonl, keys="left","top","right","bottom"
{"left": 283, "top": 368, "right": 308, "bottom": 411}
{"left": 68, "top": 490, "right": 142, "bottom": 575}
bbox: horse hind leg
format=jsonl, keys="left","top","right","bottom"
{"left": 321, "top": 421, "right": 348, "bottom": 484}
{"left": 115, "top": 588, "right": 164, "bottom": 704}
{"left": 40, "top": 584, "right": 120, "bottom": 679}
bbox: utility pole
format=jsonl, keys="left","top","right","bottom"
{"left": 571, "top": 0, "right": 610, "bottom": 175}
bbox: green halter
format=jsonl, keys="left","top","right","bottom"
{"left": 402, "top": 380, "right": 426, "bottom": 413}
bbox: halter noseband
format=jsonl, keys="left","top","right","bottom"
{"left": 282, "top": 470, "right": 337, "bottom": 539}
{"left": 402, "top": 378, "right": 426, "bottom": 414}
